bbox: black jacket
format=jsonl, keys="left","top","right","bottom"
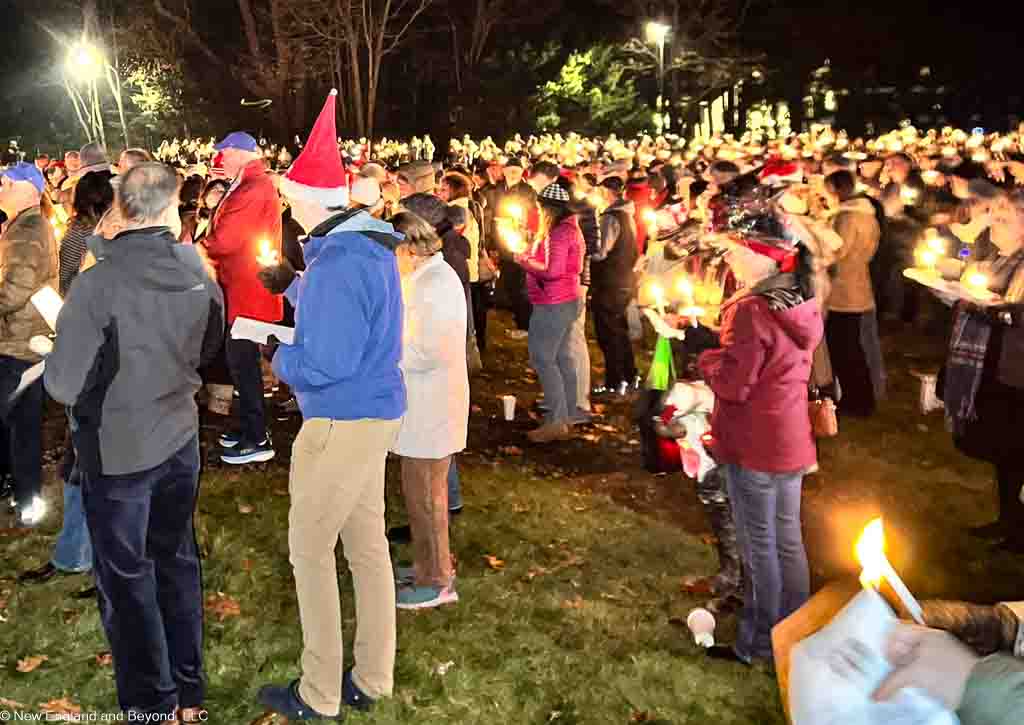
{"left": 45, "top": 227, "right": 224, "bottom": 476}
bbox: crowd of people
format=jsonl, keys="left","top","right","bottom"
{"left": 1, "top": 98, "right": 1023, "bottom": 722}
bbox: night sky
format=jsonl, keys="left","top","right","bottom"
{"left": 2, "top": 0, "right": 1021, "bottom": 146}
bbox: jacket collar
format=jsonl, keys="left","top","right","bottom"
{"left": 406, "top": 252, "right": 445, "bottom": 284}
{"left": 722, "top": 272, "right": 799, "bottom": 312}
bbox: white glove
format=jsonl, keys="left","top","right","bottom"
{"left": 642, "top": 307, "right": 687, "bottom": 340}
{"left": 29, "top": 336, "right": 54, "bottom": 357}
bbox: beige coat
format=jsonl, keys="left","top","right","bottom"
{"left": 828, "top": 198, "right": 880, "bottom": 313}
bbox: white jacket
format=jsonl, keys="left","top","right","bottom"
{"left": 392, "top": 253, "right": 469, "bottom": 459}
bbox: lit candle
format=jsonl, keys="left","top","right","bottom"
{"left": 964, "top": 268, "right": 990, "bottom": 297}
{"left": 643, "top": 208, "right": 659, "bottom": 238}
{"left": 855, "top": 518, "right": 925, "bottom": 624}
{"left": 646, "top": 281, "right": 667, "bottom": 316}
{"left": 915, "top": 247, "right": 939, "bottom": 272}
{"left": 256, "top": 239, "right": 280, "bottom": 267}
{"left": 504, "top": 202, "right": 524, "bottom": 224}
{"left": 498, "top": 220, "right": 527, "bottom": 255}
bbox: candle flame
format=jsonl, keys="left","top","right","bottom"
{"left": 505, "top": 202, "right": 524, "bottom": 222}
{"left": 966, "top": 272, "right": 989, "bottom": 291}
{"left": 256, "top": 239, "right": 280, "bottom": 267}
{"left": 855, "top": 518, "right": 886, "bottom": 589}
{"left": 647, "top": 281, "right": 666, "bottom": 307}
{"left": 675, "top": 277, "right": 694, "bottom": 301}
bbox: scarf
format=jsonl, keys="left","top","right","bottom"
{"left": 944, "top": 249, "right": 1024, "bottom": 432}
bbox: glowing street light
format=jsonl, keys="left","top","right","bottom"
{"left": 645, "top": 22, "right": 671, "bottom": 134}
{"left": 66, "top": 41, "right": 105, "bottom": 83}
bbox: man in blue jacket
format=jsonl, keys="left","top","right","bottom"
{"left": 255, "top": 90, "right": 407, "bottom": 721}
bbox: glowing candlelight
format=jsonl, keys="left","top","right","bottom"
{"left": 646, "top": 281, "right": 667, "bottom": 316}
{"left": 915, "top": 248, "right": 938, "bottom": 272}
{"left": 963, "top": 268, "right": 990, "bottom": 296}
{"left": 854, "top": 518, "right": 925, "bottom": 624}
{"left": 900, "top": 185, "right": 920, "bottom": 206}
{"left": 256, "top": 239, "right": 280, "bottom": 267}
{"left": 643, "top": 208, "right": 659, "bottom": 237}
{"left": 675, "top": 276, "right": 695, "bottom": 304}
{"left": 498, "top": 220, "right": 527, "bottom": 255}
{"left": 504, "top": 202, "right": 524, "bottom": 223}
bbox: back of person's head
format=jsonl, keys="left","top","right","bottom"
{"left": 118, "top": 163, "right": 180, "bottom": 224}
{"left": 402, "top": 192, "right": 453, "bottom": 236}
{"left": 121, "top": 148, "right": 153, "bottom": 170}
{"left": 711, "top": 160, "right": 741, "bottom": 178}
{"left": 825, "top": 170, "right": 857, "bottom": 201}
{"left": 531, "top": 160, "right": 560, "bottom": 182}
{"left": 179, "top": 175, "right": 204, "bottom": 209}
{"left": 72, "top": 170, "right": 114, "bottom": 224}
{"left": 390, "top": 211, "right": 443, "bottom": 257}
{"left": 441, "top": 171, "right": 472, "bottom": 200}
{"left": 599, "top": 177, "right": 625, "bottom": 195}
{"left": 823, "top": 153, "right": 855, "bottom": 172}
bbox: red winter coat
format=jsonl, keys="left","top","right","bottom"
{"left": 698, "top": 282, "right": 823, "bottom": 473}
{"left": 202, "top": 160, "right": 283, "bottom": 324}
{"left": 626, "top": 181, "right": 654, "bottom": 255}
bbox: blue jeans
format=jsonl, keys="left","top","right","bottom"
{"left": 52, "top": 480, "right": 92, "bottom": 572}
{"left": 82, "top": 436, "right": 205, "bottom": 717}
{"left": 725, "top": 464, "right": 809, "bottom": 662}
{"left": 528, "top": 299, "right": 581, "bottom": 424}
{"left": 448, "top": 457, "right": 463, "bottom": 512}
{"left": 570, "top": 286, "right": 591, "bottom": 416}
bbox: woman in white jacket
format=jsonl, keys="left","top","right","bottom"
{"left": 390, "top": 212, "right": 469, "bottom": 610}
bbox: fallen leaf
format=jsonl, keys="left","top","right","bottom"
{"left": 498, "top": 446, "right": 523, "bottom": 457}
{"left": 249, "top": 711, "right": 286, "bottom": 725}
{"left": 16, "top": 655, "right": 48, "bottom": 673}
{"left": 238, "top": 503, "right": 254, "bottom": 514}
{"left": 0, "top": 697, "right": 26, "bottom": 709}
{"left": 38, "top": 698, "right": 81, "bottom": 716}
{"left": 560, "top": 596, "right": 584, "bottom": 609}
{"left": 512, "top": 502, "right": 531, "bottom": 513}
{"left": 700, "top": 534, "right": 718, "bottom": 547}
{"left": 524, "top": 566, "right": 549, "bottom": 581}
{"left": 632, "top": 711, "right": 657, "bottom": 722}
{"left": 205, "top": 592, "right": 241, "bottom": 621}
{"left": 434, "top": 660, "right": 455, "bottom": 676}
{"left": 241, "top": 558, "right": 253, "bottom": 572}
{"left": 484, "top": 555, "right": 505, "bottom": 571}
{"left": 272, "top": 488, "right": 288, "bottom": 497}
{"left": 95, "top": 652, "right": 113, "bottom": 667}
{"left": 592, "top": 404, "right": 607, "bottom": 414}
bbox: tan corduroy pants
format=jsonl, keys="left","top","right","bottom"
{"left": 400, "top": 456, "right": 454, "bottom": 587}
{"left": 289, "top": 417, "right": 401, "bottom": 716}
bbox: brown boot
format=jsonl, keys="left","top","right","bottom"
{"left": 527, "top": 421, "right": 571, "bottom": 443}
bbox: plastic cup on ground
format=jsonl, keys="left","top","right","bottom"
{"left": 502, "top": 395, "right": 517, "bottom": 421}
{"left": 687, "top": 608, "right": 717, "bottom": 648}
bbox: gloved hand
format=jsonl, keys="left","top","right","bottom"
{"left": 261, "top": 335, "right": 281, "bottom": 363}
{"left": 258, "top": 259, "right": 297, "bottom": 295}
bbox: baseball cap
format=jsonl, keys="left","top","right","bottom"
{"left": 214, "top": 132, "right": 259, "bottom": 153}
{"left": 2, "top": 162, "right": 45, "bottom": 193}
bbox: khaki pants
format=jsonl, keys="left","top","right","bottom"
{"left": 400, "top": 456, "right": 453, "bottom": 587}
{"left": 289, "top": 417, "right": 401, "bottom": 716}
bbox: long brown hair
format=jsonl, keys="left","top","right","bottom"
{"left": 539, "top": 200, "right": 574, "bottom": 239}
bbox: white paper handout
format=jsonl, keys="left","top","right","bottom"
{"left": 789, "top": 590, "right": 958, "bottom": 725}
{"left": 230, "top": 316, "right": 295, "bottom": 346}
{"left": 31, "top": 286, "right": 64, "bottom": 331}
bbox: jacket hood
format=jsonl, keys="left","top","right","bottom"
{"left": 769, "top": 298, "right": 822, "bottom": 351}
{"left": 306, "top": 209, "right": 402, "bottom": 262}
{"left": 839, "top": 197, "right": 876, "bottom": 215}
{"left": 724, "top": 273, "right": 821, "bottom": 351}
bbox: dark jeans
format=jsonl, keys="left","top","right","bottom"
{"left": 0, "top": 354, "right": 43, "bottom": 509}
{"left": 826, "top": 311, "right": 877, "bottom": 417}
{"left": 82, "top": 436, "right": 205, "bottom": 716}
{"left": 725, "top": 464, "right": 809, "bottom": 662}
{"left": 470, "top": 282, "right": 491, "bottom": 353}
{"left": 225, "top": 336, "right": 266, "bottom": 443}
{"left": 591, "top": 287, "right": 636, "bottom": 390}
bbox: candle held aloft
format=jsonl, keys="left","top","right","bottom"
{"left": 256, "top": 239, "right": 280, "bottom": 267}
{"left": 854, "top": 518, "right": 925, "bottom": 624}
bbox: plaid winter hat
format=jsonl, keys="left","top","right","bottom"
{"left": 538, "top": 182, "right": 570, "bottom": 205}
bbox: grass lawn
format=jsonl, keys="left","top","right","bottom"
{"left": 1, "top": 312, "right": 1020, "bottom": 723}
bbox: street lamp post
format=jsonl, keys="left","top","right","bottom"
{"left": 64, "top": 39, "right": 129, "bottom": 149}
{"left": 646, "top": 22, "right": 671, "bottom": 134}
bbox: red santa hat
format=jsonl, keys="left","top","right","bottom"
{"left": 280, "top": 89, "right": 349, "bottom": 207}
{"left": 759, "top": 157, "right": 803, "bottom": 186}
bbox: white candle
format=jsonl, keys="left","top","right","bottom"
{"left": 855, "top": 518, "right": 925, "bottom": 625}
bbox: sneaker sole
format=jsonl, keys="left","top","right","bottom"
{"left": 396, "top": 590, "right": 459, "bottom": 610}
{"left": 221, "top": 450, "right": 276, "bottom": 465}
{"left": 218, "top": 439, "right": 241, "bottom": 449}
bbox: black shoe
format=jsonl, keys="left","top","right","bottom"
{"left": 221, "top": 438, "right": 276, "bottom": 465}
{"left": 257, "top": 679, "right": 341, "bottom": 721}
{"left": 71, "top": 585, "right": 98, "bottom": 600}
{"left": 19, "top": 562, "right": 60, "bottom": 584}
{"left": 342, "top": 670, "right": 375, "bottom": 712}
{"left": 449, "top": 506, "right": 463, "bottom": 518}
{"left": 969, "top": 520, "right": 1009, "bottom": 540}
{"left": 706, "top": 645, "right": 747, "bottom": 663}
{"left": 387, "top": 524, "right": 412, "bottom": 544}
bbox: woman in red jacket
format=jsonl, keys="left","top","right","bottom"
{"left": 697, "top": 234, "right": 823, "bottom": 666}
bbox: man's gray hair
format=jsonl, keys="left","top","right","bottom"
{"left": 117, "top": 163, "right": 180, "bottom": 223}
